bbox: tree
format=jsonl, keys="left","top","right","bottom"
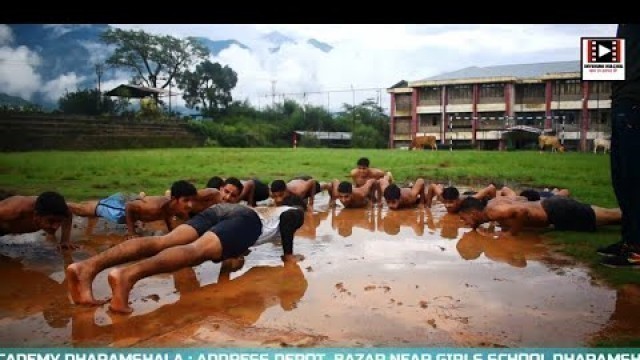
{"left": 58, "top": 89, "right": 126, "bottom": 116}
{"left": 101, "top": 28, "right": 209, "bottom": 97}
{"left": 178, "top": 60, "right": 238, "bottom": 116}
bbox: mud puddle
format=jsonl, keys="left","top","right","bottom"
{"left": 0, "top": 194, "right": 637, "bottom": 347}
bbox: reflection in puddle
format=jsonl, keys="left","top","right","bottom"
{"left": 0, "top": 194, "right": 636, "bottom": 347}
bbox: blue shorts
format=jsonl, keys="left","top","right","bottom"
{"left": 95, "top": 193, "right": 127, "bottom": 224}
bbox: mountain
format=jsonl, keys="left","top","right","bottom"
{"left": 0, "top": 93, "right": 35, "bottom": 107}
{"left": 262, "top": 31, "right": 332, "bottom": 53}
{"left": 307, "top": 38, "right": 333, "bottom": 52}
{"left": 193, "top": 37, "right": 250, "bottom": 56}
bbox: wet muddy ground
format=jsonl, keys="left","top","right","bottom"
{"left": 1, "top": 194, "right": 639, "bottom": 348}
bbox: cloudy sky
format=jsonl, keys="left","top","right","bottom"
{"left": 1, "top": 24, "right": 617, "bottom": 113}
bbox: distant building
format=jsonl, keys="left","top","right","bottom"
{"left": 387, "top": 60, "right": 611, "bottom": 151}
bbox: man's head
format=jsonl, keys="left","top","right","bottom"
{"left": 33, "top": 191, "right": 70, "bottom": 234}
{"left": 337, "top": 181, "right": 353, "bottom": 205}
{"left": 206, "top": 176, "right": 224, "bottom": 190}
{"left": 457, "top": 197, "right": 488, "bottom": 229}
{"left": 519, "top": 189, "right": 541, "bottom": 202}
{"left": 169, "top": 180, "right": 197, "bottom": 219}
{"left": 441, "top": 186, "right": 461, "bottom": 213}
{"left": 221, "top": 177, "right": 244, "bottom": 203}
{"left": 270, "top": 179, "right": 289, "bottom": 206}
{"left": 383, "top": 184, "right": 402, "bottom": 209}
{"left": 356, "top": 157, "right": 370, "bottom": 175}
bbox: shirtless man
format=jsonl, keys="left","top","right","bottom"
{"left": 270, "top": 177, "right": 324, "bottom": 210}
{"left": 68, "top": 180, "right": 197, "bottom": 239}
{"left": 425, "top": 183, "right": 498, "bottom": 214}
{"left": 350, "top": 157, "right": 386, "bottom": 202}
{"left": 66, "top": 196, "right": 306, "bottom": 313}
{"left": 457, "top": 196, "right": 621, "bottom": 236}
{"left": 380, "top": 173, "right": 426, "bottom": 210}
{"left": 217, "top": 177, "right": 270, "bottom": 207}
{"left": 350, "top": 157, "right": 386, "bottom": 187}
{"left": 328, "top": 180, "right": 377, "bottom": 208}
{"left": 0, "top": 191, "right": 73, "bottom": 249}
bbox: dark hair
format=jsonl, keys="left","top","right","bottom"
{"left": 224, "top": 177, "right": 244, "bottom": 193}
{"left": 282, "top": 194, "right": 307, "bottom": 212}
{"left": 519, "top": 189, "right": 541, "bottom": 201}
{"left": 170, "top": 180, "right": 197, "bottom": 198}
{"left": 458, "top": 197, "right": 487, "bottom": 213}
{"left": 442, "top": 186, "right": 460, "bottom": 201}
{"left": 383, "top": 184, "right": 401, "bottom": 200}
{"left": 270, "top": 179, "right": 287, "bottom": 193}
{"left": 206, "top": 176, "right": 224, "bottom": 189}
{"left": 35, "top": 191, "right": 69, "bottom": 217}
{"left": 337, "top": 181, "right": 353, "bottom": 194}
{"left": 356, "top": 157, "right": 370, "bottom": 167}
{"left": 0, "top": 189, "right": 16, "bottom": 202}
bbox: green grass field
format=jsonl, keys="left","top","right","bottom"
{"left": 0, "top": 148, "right": 635, "bottom": 287}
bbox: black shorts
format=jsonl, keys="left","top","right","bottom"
{"left": 538, "top": 191, "right": 554, "bottom": 198}
{"left": 541, "top": 196, "right": 597, "bottom": 232}
{"left": 186, "top": 207, "right": 263, "bottom": 259}
{"left": 253, "top": 179, "right": 270, "bottom": 202}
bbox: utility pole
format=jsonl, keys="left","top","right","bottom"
{"left": 271, "top": 80, "right": 277, "bottom": 107}
{"left": 351, "top": 84, "right": 356, "bottom": 143}
{"left": 95, "top": 63, "right": 104, "bottom": 112}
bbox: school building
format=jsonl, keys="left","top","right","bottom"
{"left": 387, "top": 60, "right": 612, "bottom": 151}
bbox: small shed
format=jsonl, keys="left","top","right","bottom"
{"left": 293, "top": 131, "right": 352, "bottom": 148}
{"left": 104, "top": 84, "right": 168, "bottom": 99}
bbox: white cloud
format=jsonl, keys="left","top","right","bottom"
{"left": 41, "top": 73, "right": 87, "bottom": 102}
{"left": 0, "top": 45, "right": 42, "bottom": 100}
{"left": 0, "top": 24, "right": 14, "bottom": 45}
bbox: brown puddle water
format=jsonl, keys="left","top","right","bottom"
{"left": 1, "top": 194, "right": 639, "bottom": 348}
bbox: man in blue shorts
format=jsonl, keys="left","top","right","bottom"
{"left": 68, "top": 180, "right": 197, "bottom": 239}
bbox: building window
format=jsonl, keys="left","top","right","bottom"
{"left": 449, "top": 112, "right": 472, "bottom": 129}
{"left": 515, "top": 83, "right": 545, "bottom": 103}
{"left": 479, "top": 83, "right": 504, "bottom": 103}
{"left": 588, "top": 81, "right": 612, "bottom": 99}
{"left": 419, "top": 87, "right": 440, "bottom": 106}
{"left": 418, "top": 114, "right": 440, "bottom": 132}
{"left": 395, "top": 94, "right": 412, "bottom": 112}
{"left": 394, "top": 118, "right": 411, "bottom": 134}
{"left": 553, "top": 79, "right": 582, "bottom": 101}
{"left": 448, "top": 84, "right": 472, "bottom": 104}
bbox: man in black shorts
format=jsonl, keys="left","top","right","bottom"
{"left": 457, "top": 196, "right": 621, "bottom": 236}
{"left": 66, "top": 196, "right": 306, "bottom": 314}
{"left": 458, "top": 196, "right": 622, "bottom": 235}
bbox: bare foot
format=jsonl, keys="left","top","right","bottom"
{"left": 107, "top": 268, "right": 134, "bottom": 314}
{"left": 221, "top": 257, "right": 245, "bottom": 273}
{"left": 66, "top": 263, "right": 107, "bottom": 306}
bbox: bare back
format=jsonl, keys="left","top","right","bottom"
{"left": 351, "top": 167, "right": 385, "bottom": 187}
{"left": 287, "top": 179, "right": 315, "bottom": 198}
{"left": 399, "top": 188, "right": 420, "bottom": 207}
{"left": 191, "top": 189, "right": 222, "bottom": 214}
{"left": 485, "top": 198, "right": 549, "bottom": 232}
{"left": 0, "top": 196, "right": 39, "bottom": 234}
{"left": 127, "top": 196, "right": 173, "bottom": 222}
